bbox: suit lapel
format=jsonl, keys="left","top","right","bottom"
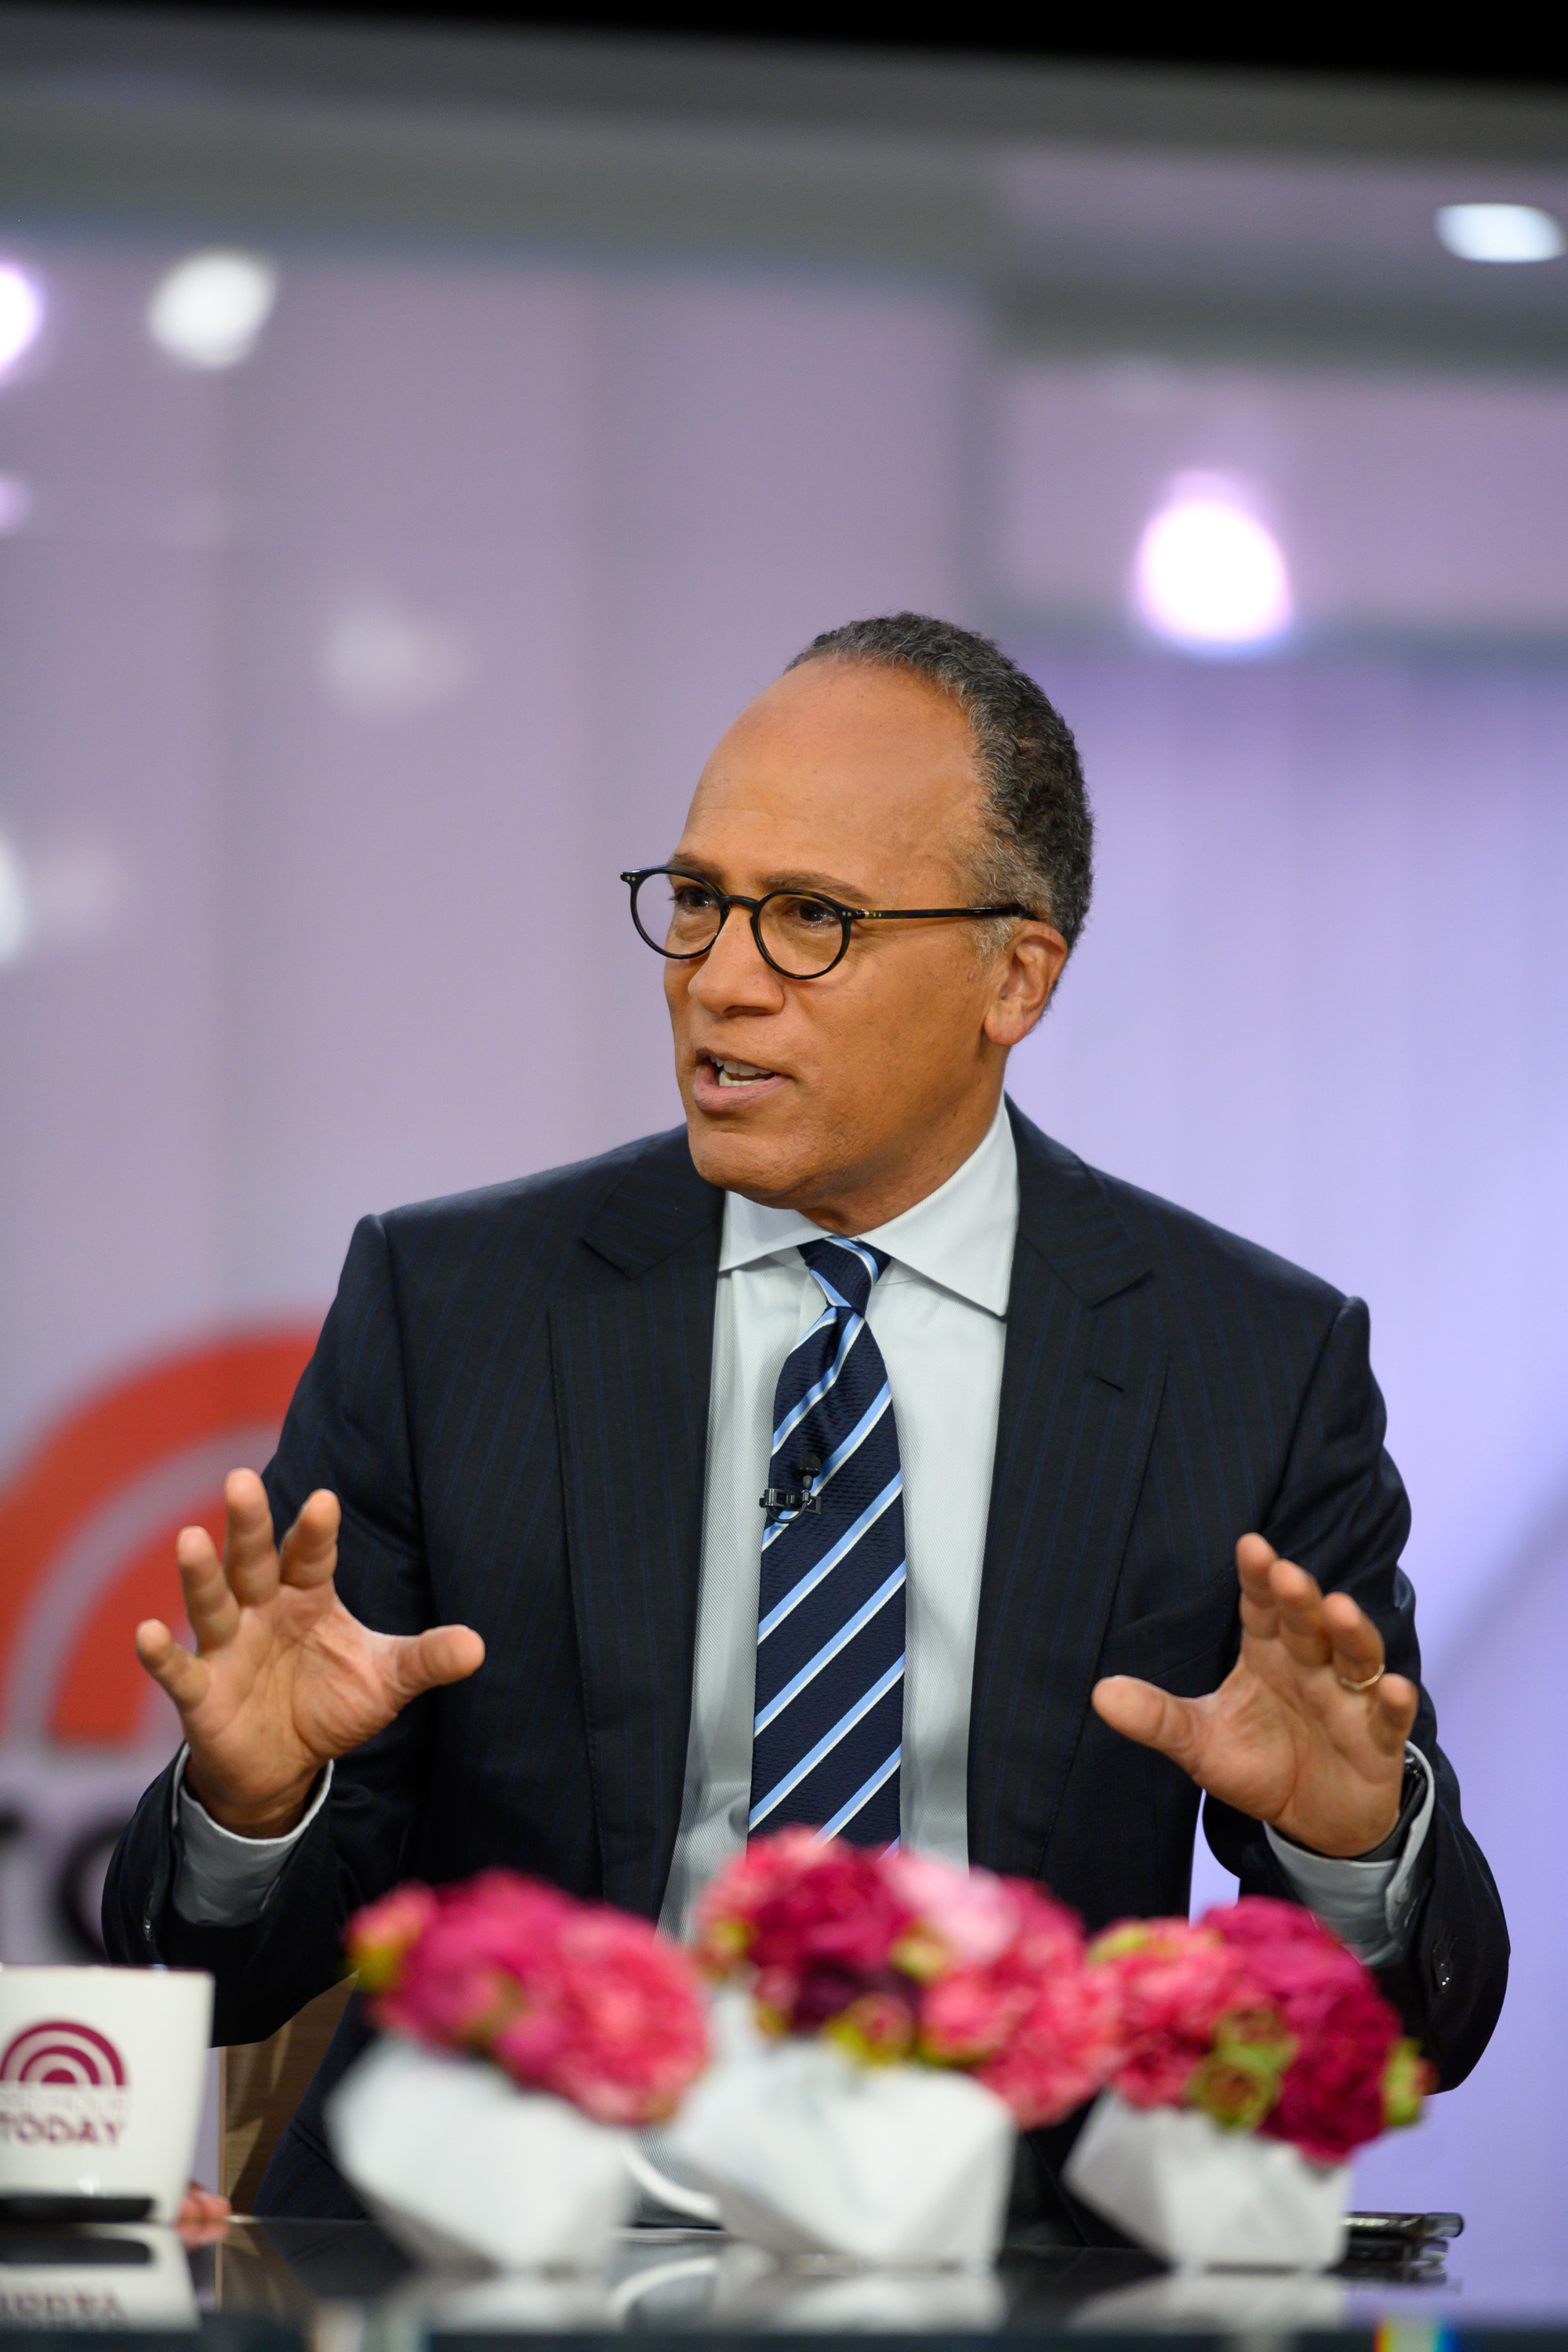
{"left": 967, "top": 1104, "right": 1167, "bottom": 1877}
{"left": 550, "top": 1133, "right": 722, "bottom": 1918}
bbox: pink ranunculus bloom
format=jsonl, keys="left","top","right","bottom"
{"left": 884, "top": 1849, "right": 1023, "bottom": 1973}
{"left": 914, "top": 1876, "right": 1118, "bottom": 2126}
{"left": 823, "top": 1987, "right": 919, "bottom": 2065}
{"left": 1203, "top": 1896, "right": 1410, "bottom": 2162}
{"left": 750, "top": 1962, "right": 804, "bottom": 2036}
{"left": 916, "top": 1879, "right": 1085, "bottom": 2062}
{"left": 521, "top": 1907, "right": 712, "bottom": 2126}
{"left": 346, "top": 1882, "right": 441, "bottom": 1994}
{"left": 695, "top": 1830, "right": 915, "bottom": 1991}
{"left": 347, "top": 1868, "right": 710, "bottom": 2128}
{"left": 918, "top": 1961, "right": 1035, "bottom": 2065}
{"left": 386, "top": 1871, "right": 575, "bottom": 2050}
{"left": 1087, "top": 1917, "right": 1269, "bottom": 2111}
{"left": 1207, "top": 1894, "right": 1348, "bottom": 1954}
{"left": 974, "top": 1960, "right": 1123, "bottom": 2129}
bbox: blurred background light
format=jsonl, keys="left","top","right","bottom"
{"left": 1435, "top": 203, "right": 1566, "bottom": 263}
{"left": 0, "top": 833, "right": 31, "bottom": 967}
{"left": 0, "top": 263, "right": 44, "bottom": 381}
{"left": 1131, "top": 472, "right": 1294, "bottom": 652}
{"left": 0, "top": 475, "right": 31, "bottom": 533}
{"left": 146, "top": 251, "right": 278, "bottom": 368}
{"left": 319, "top": 598, "right": 471, "bottom": 717}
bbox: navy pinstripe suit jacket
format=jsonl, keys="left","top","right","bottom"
{"left": 104, "top": 1102, "right": 1507, "bottom": 2220}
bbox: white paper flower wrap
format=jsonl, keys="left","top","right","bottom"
{"left": 325, "top": 2036, "right": 634, "bottom": 2270}
{"left": 660, "top": 2031, "right": 1015, "bottom": 2265}
{"left": 1063, "top": 2091, "right": 1351, "bottom": 2270}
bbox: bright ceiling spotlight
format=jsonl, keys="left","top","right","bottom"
{"left": 1435, "top": 203, "right": 1566, "bottom": 263}
{"left": 0, "top": 263, "right": 45, "bottom": 381}
{"left": 1131, "top": 473, "right": 1293, "bottom": 653}
{"left": 147, "top": 251, "right": 278, "bottom": 368}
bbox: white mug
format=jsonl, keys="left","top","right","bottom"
{"left": 0, "top": 1967, "right": 212, "bottom": 2225}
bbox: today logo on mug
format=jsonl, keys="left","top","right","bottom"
{"left": 0, "top": 2020, "right": 131, "bottom": 2162}
{"left": 0, "top": 1969, "right": 212, "bottom": 2223}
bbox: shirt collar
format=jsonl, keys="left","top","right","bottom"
{"left": 718, "top": 1094, "right": 1018, "bottom": 1317}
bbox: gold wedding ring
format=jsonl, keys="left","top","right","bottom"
{"left": 1336, "top": 1663, "right": 1386, "bottom": 1694}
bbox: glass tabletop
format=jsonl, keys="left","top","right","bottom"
{"left": 0, "top": 2216, "right": 1557, "bottom": 2342}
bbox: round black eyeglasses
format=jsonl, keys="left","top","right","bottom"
{"left": 622, "top": 866, "right": 1031, "bottom": 981}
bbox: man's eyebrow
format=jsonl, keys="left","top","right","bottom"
{"left": 666, "top": 855, "right": 875, "bottom": 905}
{"left": 760, "top": 869, "right": 873, "bottom": 903}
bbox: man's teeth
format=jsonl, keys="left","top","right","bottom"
{"left": 713, "top": 1059, "right": 775, "bottom": 1085}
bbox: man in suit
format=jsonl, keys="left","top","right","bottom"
{"left": 106, "top": 612, "right": 1507, "bottom": 2224}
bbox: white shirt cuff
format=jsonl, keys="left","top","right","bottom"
{"left": 169, "top": 1747, "right": 332, "bottom": 1926}
{"left": 1264, "top": 1745, "right": 1435, "bottom": 1967}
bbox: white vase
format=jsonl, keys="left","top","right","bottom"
{"left": 660, "top": 2036, "right": 1015, "bottom": 2266}
{"left": 1063, "top": 2092, "right": 1351, "bottom": 2271}
{"left": 325, "top": 2036, "right": 634, "bottom": 2270}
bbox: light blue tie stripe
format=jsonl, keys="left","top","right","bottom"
{"left": 749, "top": 1657, "right": 906, "bottom": 1829}
{"left": 757, "top": 1472, "right": 902, "bottom": 1641}
{"left": 761, "top": 1380, "right": 893, "bottom": 1548}
{"left": 772, "top": 1306, "right": 864, "bottom": 1452}
{"left": 838, "top": 1239, "right": 882, "bottom": 1281}
{"left": 818, "top": 1745, "right": 902, "bottom": 1841}
{"left": 754, "top": 1565, "right": 906, "bottom": 1734}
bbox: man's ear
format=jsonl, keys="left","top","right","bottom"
{"left": 984, "top": 922, "right": 1068, "bottom": 1047}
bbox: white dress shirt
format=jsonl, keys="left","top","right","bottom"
{"left": 657, "top": 1091, "right": 1017, "bottom": 1935}
{"left": 172, "top": 1095, "right": 1430, "bottom": 1965}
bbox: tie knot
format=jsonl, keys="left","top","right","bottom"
{"left": 800, "top": 1236, "right": 888, "bottom": 1319}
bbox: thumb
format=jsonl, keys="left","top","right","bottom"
{"left": 390, "top": 1624, "right": 485, "bottom": 1704}
{"left": 1092, "top": 1674, "right": 1203, "bottom": 1772}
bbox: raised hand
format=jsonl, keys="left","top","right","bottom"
{"left": 1091, "top": 1533, "right": 1417, "bottom": 1857}
{"left": 135, "top": 1468, "right": 485, "bottom": 1838}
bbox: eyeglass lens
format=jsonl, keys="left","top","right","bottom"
{"left": 633, "top": 871, "right": 847, "bottom": 978}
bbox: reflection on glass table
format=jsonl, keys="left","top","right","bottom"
{"left": 0, "top": 2226, "right": 199, "bottom": 2332}
{"left": 204, "top": 2214, "right": 1479, "bottom": 2336}
{"left": 3, "top": 2212, "right": 1559, "bottom": 2339}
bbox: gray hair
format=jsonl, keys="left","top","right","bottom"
{"left": 787, "top": 612, "right": 1094, "bottom": 956}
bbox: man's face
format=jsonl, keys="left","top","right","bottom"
{"left": 662, "top": 659, "right": 1062, "bottom": 1228}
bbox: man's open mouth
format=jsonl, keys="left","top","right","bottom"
{"left": 695, "top": 1052, "right": 788, "bottom": 1098}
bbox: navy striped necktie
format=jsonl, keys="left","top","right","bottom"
{"left": 748, "top": 1236, "right": 905, "bottom": 1847}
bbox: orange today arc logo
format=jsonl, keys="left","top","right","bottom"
{"left": 0, "top": 1329, "right": 318, "bottom": 1749}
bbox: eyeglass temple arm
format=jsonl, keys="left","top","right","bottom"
{"left": 852, "top": 905, "right": 1032, "bottom": 921}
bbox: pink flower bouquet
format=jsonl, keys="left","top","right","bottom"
{"left": 668, "top": 1834, "right": 1121, "bottom": 2263}
{"left": 694, "top": 1829, "right": 1120, "bottom": 2129}
{"left": 1065, "top": 1896, "right": 1435, "bottom": 2270}
{"left": 1087, "top": 1894, "right": 1431, "bottom": 2162}
{"left": 326, "top": 1871, "right": 709, "bottom": 2270}
{"left": 347, "top": 1868, "right": 710, "bottom": 2125}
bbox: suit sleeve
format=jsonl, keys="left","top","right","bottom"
{"left": 1201, "top": 1294, "right": 1508, "bottom": 2089}
{"left": 102, "top": 1214, "right": 441, "bottom": 2045}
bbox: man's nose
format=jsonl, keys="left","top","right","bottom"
{"left": 687, "top": 902, "right": 784, "bottom": 1010}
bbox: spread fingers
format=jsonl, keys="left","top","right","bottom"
{"left": 176, "top": 1524, "right": 241, "bottom": 1650}
{"left": 1091, "top": 1675, "right": 1203, "bottom": 1776}
{"left": 134, "top": 1619, "right": 210, "bottom": 1712}
{"left": 1367, "top": 1672, "right": 1421, "bottom": 1755}
{"left": 1265, "top": 1555, "right": 1337, "bottom": 1667}
{"left": 278, "top": 1490, "right": 342, "bottom": 1588}
{"left": 1323, "top": 1589, "right": 1385, "bottom": 1691}
{"left": 221, "top": 1469, "right": 280, "bottom": 1605}
{"left": 1235, "top": 1533, "right": 1283, "bottom": 1638}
